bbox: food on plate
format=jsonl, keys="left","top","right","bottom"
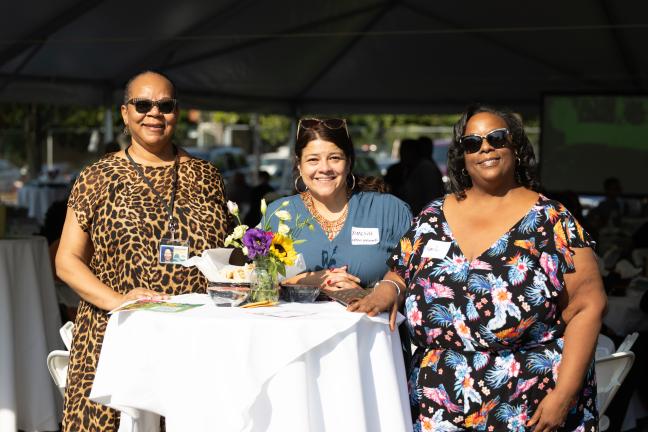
{"left": 217, "top": 263, "right": 254, "bottom": 282}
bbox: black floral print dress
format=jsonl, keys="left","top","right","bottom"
{"left": 387, "top": 194, "right": 598, "bottom": 432}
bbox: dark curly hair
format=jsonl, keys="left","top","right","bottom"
{"left": 448, "top": 104, "right": 540, "bottom": 200}
{"left": 294, "top": 119, "right": 385, "bottom": 193}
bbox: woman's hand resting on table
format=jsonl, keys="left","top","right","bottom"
{"left": 347, "top": 276, "right": 402, "bottom": 331}
{"left": 281, "top": 265, "right": 362, "bottom": 290}
{"left": 113, "top": 288, "right": 169, "bottom": 310}
{"left": 322, "top": 266, "right": 362, "bottom": 290}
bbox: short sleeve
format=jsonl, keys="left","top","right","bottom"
{"left": 553, "top": 205, "right": 595, "bottom": 273}
{"left": 386, "top": 199, "right": 442, "bottom": 285}
{"left": 386, "top": 223, "right": 420, "bottom": 286}
{"left": 67, "top": 163, "right": 107, "bottom": 233}
{"left": 392, "top": 199, "right": 413, "bottom": 245}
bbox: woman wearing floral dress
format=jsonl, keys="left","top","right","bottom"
{"left": 350, "top": 105, "right": 606, "bottom": 432}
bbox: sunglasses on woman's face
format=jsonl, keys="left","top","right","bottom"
{"left": 297, "top": 118, "right": 349, "bottom": 139}
{"left": 127, "top": 98, "right": 177, "bottom": 114}
{"left": 459, "top": 128, "right": 510, "bottom": 154}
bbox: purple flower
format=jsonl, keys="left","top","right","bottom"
{"left": 242, "top": 228, "right": 273, "bottom": 260}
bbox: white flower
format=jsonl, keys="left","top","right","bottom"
{"left": 275, "top": 210, "right": 292, "bottom": 221}
{"left": 232, "top": 225, "right": 248, "bottom": 239}
{"left": 242, "top": 246, "right": 249, "bottom": 256}
{"left": 224, "top": 234, "right": 234, "bottom": 247}
{"left": 260, "top": 199, "right": 267, "bottom": 215}
{"left": 227, "top": 201, "right": 239, "bottom": 215}
{"left": 277, "top": 223, "right": 290, "bottom": 235}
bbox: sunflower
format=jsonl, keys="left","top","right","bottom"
{"left": 269, "top": 233, "right": 297, "bottom": 266}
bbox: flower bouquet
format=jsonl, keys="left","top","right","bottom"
{"left": 224, "top": 199, "right": 313, "bottom": 302}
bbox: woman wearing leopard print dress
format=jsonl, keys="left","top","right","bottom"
{"left": 56, "top": 71, "right": 230, "bottom": 431}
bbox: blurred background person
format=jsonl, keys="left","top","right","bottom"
{"left": 244, "top": 170, "right": 275, "bottom": 226}
{"left": 227, "top": 171, "right": 251, "bottom": 218}
{"left": 384, "top": 138, "right": 418, "bottom": 200}
{"left": 398, "top": 136, "right": 446, "bottom": 215}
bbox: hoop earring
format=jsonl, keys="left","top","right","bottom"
{"left": 461, "top": 168, "right": 468, "bottom": 177}
{"left": 348, "top": 173, "right": 356, "bottom": 191}
{"left": 294, "top": 175, "right": 308, "bottom": 193}
{"left": 515, "top": 151, "right": 521, "bottom": 166}
{"left": 123, "top": 125, "right": 130, "bottom": 136}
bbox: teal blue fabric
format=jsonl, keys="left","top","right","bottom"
{"left": 265, "top": 192, "right": 412, "bottom": 287}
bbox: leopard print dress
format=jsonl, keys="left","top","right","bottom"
{"left": 62, "top": 152, "right": 230, "bottom": 432}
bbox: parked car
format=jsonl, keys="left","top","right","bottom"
{"left": 184, "top": 146, "right": 251, "bottom": 185}
{"left": 0, "top": 159, "right": 21, "bottom": 192}
{"left": 354, "top": 153, "right": 381, "bottom": 178}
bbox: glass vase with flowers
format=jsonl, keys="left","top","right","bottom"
{"left": 224, "top": 199, "right": 312, "bottom": 302}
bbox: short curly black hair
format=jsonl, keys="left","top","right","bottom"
{"left": 448, "top": 104, "right": 540, "bottom": 200}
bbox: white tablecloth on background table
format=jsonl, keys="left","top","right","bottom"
{"left": 90, "top": 295, "right": 412, "bottom": 432}
{"left": 0, "top": 236, "right": 63, "bottom": 431}
{"left": 17, "top": 184, "right": 69, "bottom": 224}
{"left": 604, "top": 278, "right": 648, "bottom": 336}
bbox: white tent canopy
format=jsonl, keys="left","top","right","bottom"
{"left": 1, "top": 0, "right": 648, "bottom": 114}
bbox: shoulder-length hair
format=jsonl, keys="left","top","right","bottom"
{"left": 294, "top": 119, "right": 385, "bottom": 193}
{"left": 448, "top": 104, "right": 540, "bottom": 200}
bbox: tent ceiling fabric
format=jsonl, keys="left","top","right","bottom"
{"left": 1, "top": 0, "right": 647, "bottom": 114}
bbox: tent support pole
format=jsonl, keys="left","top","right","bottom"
{"left": 103, "top": 107, "right": 114, "bottom": 144}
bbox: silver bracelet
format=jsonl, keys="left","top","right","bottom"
{"left": 375, "top": 279, "right": 402, "bottom": 297}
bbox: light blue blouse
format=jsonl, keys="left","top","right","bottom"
{"left": 266, "top": 192, "right": 412, "bottom": 287}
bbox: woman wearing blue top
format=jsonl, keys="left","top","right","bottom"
{"left": 266, "top": 118, "right": 411, "bottom": 289}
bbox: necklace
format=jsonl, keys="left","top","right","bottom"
{"left": 301, "top": 191, "right": 349, "bottom": 240}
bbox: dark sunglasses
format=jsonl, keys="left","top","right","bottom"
{"left": 127, "top": 98, "right": 177, "bottom": 114}
{"left": 459, "top": 128, "right": 510, "bottom": 154}
{"left": 297, "top": 118, "right": 349, "bottom": 139}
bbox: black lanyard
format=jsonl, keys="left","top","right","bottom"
{"left": 125, "top": 145, "right": 180, "bottom": 239}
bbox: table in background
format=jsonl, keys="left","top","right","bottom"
{"left": 90, "top": 296, "right": 412, "bottom": 432}
{"left": 604, "top": 277, "right": 648, "bottom": 336}
{"left": 17, "top": 183, "right": 69, "bottom": 224}
{"left": 0, "top": 236, "right": 63, "bottom": 431}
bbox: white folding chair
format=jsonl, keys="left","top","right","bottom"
{"left": 631, "top": 248, "right": 648, "bottom": 268}
{"left": 616, "top": 332, "right": 639, "bottom": 353}
{"left": 47, "top": 350, "right": 70, "bottom": 396}
{"left": 59, "top": 320, "right": 74, "bottom": 350}
{"left": 596, "top": 334, "right": 616, "bottom": 359}
{"left": 47, "top": 321, "right": 74, "bottom": 397}
{"left": 595, "top": 351, "right": 635, "bottom": 430}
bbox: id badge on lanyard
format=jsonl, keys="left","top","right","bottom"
{"left": 159, "top": 217, "right": 189, "bottom": 264}
{"left": 159, "top": 239, "right": 189, "bottom": 264}
{"left": 125, "top": 145, "right": 189, "bottom": 265}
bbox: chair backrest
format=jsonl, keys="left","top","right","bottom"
{"left": 59, "top": 321, "right": 74, "bottom": 351}
{"left": 47, "top": 322, "right": 74, "bottom": 397}
{"left": 596, "top": 334, "right": 616, "bottom": 359}
{"left": 595, "top": 351, "right": 635, "bottom": 416}
{"left": 617, "top": 332, "right": 639, "bottom": 353}
{"left": 47, "top": 350, "right": 70, "bottom": 396}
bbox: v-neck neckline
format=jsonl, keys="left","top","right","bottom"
{"left": 440, "top": 194, "right": 543, "bottom": 263}
{"left": 299, "top": 193, "right": 356, "bottom": 243}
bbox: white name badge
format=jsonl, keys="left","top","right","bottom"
{"left": 421, "top": 239, "right": 452, "bottom": 259}
{"left": 351, "top": 227, "right": 380, "bottom": 245}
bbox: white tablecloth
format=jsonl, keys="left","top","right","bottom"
{"left": 90, "top": 295, "right": 412, "bottom": 432}
{"left": 0, "top": 237, "right": 63, "bottom": 431}
{"left": 17, "top": 184, "right": 68, "bottom": 224}
{"left": 604, "top": 279, "right": 648, "bottom": 335}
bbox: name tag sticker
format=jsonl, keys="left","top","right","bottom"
{"left": 421, "top": 239, "right": 452, "bottom": 259}
{"left": 351, "top": 227, "right": 380, "bottom": 245}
